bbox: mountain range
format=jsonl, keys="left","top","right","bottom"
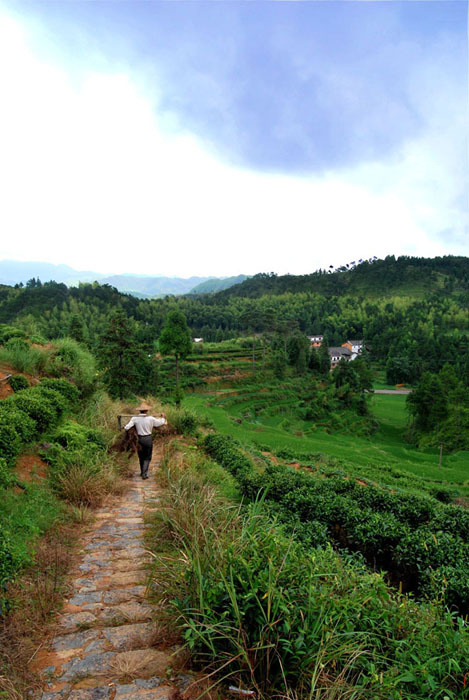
{"left": 0, "top": 261, "right": 248, "bottom": 297}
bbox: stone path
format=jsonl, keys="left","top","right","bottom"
{"left": 33, "top": 446, "right": 177, "bottom": 700}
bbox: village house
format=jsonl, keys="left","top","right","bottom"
{"left": 328, "top": 346, "right": 352, "bottom": 368}
{"left": 308, "top": 334, "right": 323, "bottom": 347}
{"left": 341, "top": 339, "right": 364, "bottom": 360}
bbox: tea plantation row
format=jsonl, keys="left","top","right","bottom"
{"left": 204, "top": 434, "right": 469, "bottom": 615}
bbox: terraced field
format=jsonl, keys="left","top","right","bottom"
{"left": 185, "top": 389, "right": 469, "bottom": 499}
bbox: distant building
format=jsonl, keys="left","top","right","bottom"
{"left": 343, "top": 339, "right": 364, "bottom": 353}
{"left": 328, "top": 346, "right": 352, "bottom": 368}
{"left": 308, "top": 334, "right": 323, "bottom": 347}
{"left": 342, "top": 339, "right": 364, "bottom": 360}
{"left": 193, "top": 337, "right": 204, "bottom": 343}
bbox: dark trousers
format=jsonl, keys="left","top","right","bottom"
{"left": 137, "top": 435, "right": 153, "bottom": 476}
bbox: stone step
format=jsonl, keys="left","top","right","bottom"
{"left": 40, "top": 675, "right": 170, "bottom": 699}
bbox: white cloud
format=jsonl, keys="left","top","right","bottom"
{"left": 0, "top": 9, "right": 465, "bottom": 278}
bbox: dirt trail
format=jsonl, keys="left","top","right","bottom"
{"left": 33, "top": 445, "right": 178, "bottom": 700}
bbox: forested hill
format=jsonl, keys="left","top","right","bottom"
{"left": 216, "top": 256, "right": 469, "bottom": 299}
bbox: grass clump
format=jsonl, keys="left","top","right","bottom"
{"left": 0, "top": 338, "right": 47, "bottom": 375}
{"left": 147, "top": 444, "right": 469, "bottom": 699}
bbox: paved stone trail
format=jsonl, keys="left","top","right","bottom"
{"left": 33, "top": 446, "right": 177, "bottom": 700}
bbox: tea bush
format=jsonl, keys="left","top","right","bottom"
{"left": 149, "top": 455, "right": 469, "bottom": 699}
{"left": 0, "top": 421, "right": 21, "bottom": 465}
{"left": 204, "top": 433, "right": 469, "bottom": 614}
{"left": 8, "top": 390, "right": 56, "bottom": 434}
{"left": 8, "top": 374, "right": 29, "bottom": 392}
{"left": 40, "top": 378, "right": 79, "bottom": 405}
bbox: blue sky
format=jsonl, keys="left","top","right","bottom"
{"left": 0, "top": 1, "right": 467, "bottom": 276}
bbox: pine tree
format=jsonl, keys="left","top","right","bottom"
{"left": 98, "top": 310, "right": 141, "bottom": 399}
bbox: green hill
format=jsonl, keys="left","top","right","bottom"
{"left": 217, "top": 255, "right": 469, "bottom": 299}
{"left": 189, "top": 275, "right": 249, "bottom": 294}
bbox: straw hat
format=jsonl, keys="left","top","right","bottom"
{"left": 136, "top": 401, "right": 152, "bottom": 413}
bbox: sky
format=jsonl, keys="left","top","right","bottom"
{"left": 0, "top": 0, "right": 467, "bottom": 278}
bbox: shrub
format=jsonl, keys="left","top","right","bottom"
{"left": 149, "top": 462, "right": 469, "bottom": 699}
{"left": 0, "top": 325, "right": 27, "bottom": 344}
{"left": 0, "top": 529, "right": 15, "bottom": 604}
{"left": 0, "top": 421, "right": 21, "bottom": 466}
{"left": 40, "top": 378, "right": 79, "bottom": 405}
{"left": 8, "top": 374, "right": 29, "bottom": 392}
{"left": 0, "top": 405, "right": 37, "bottom": 443}
{"left": 167, "top": 407, "right": 200, "bottom": 435}
{"left": 8, "top": 390, "right": 56, "bottom": 434}
{"left": 45, "top": 338, "right": 96, "bottom": 395}
{"left": 34, "top": 386, "right": 68, "bottom": 419}
{"left": 51, "top": 421, "right": 106, "bottom": 451}
{"left": 0, "top": 456, "right": 15, "bottom": 490}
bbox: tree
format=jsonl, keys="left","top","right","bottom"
{"left": 69, "top": 314, "right": 85, "bottom": 343}
{"left": 318, "top": 337, "right": 331, "bottom": 376}
{"left": 158, "top": 310, "right": 192, "bottom": 397}
{"left": 286, "top": 333, "right": 309, "bottom": 375}
{"left": 407, "top": 372, "right": 448, "bottom": 433}
{"left": 271, "top": 348, "right": 288, "bottom": 379}
{"left": 98, "top": 310, "right": 142, "bottom": 399}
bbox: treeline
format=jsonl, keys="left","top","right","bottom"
{"left": 0, "top": 256, "right": 467, "bottom": 389}
{"left": 216, "top": 255, "right": 469, "bottom": 298}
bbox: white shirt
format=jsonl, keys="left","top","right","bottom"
{"left": 124, "top": 415, "right": 166, "bottom": 436}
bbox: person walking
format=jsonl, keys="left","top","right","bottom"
{"left": 124, "top": 402, "right": 166, "bottom": 479}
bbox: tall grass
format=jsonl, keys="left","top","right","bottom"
{"left": 147, "top": 442, "right": 468, "bottom": 699}
{"left": 0, "top": 340, "right": 48, "bottom": 375}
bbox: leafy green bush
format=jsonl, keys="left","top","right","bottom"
{"left": 51, "top": 420, "right": 106, "bottom": 451}
{"left": 0, "top": 325, "right": 27, "bottom": 344}
{"left": 0, "top": 529, "right": 15, "bottom": 609}
{"left": 0, "top": 421, "right": 21, "bottom": 466}
{"left": 204, "top": 433, "right": 469, "bottom": 614}
{"left": 167, "top": 407, "right": 200, "bottom": 435}
{"left": 45, "top": 338, "right": 97, "bottom": 395}
{"left": 0, "top": 405, "right": 37, "bottom": 444}
{"left": 0, "top": 457, "right": 15, "bottom": 490}
{"left": 204, "top": 433, "right": 253, "bottom": 481}
{"left": 8, "top": 374, "right": 29, "bottom": 392}
{"left": 40, "top": 378, "right": 79, "bottom": 405}
{"left": 149, "top": 463, "right": 469, "bottom": 699}
{"left": 8, "top": 390, "right": 56, "bottom": 434}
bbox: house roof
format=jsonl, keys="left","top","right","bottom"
{"left": 347, "top": 339, "right": 363, "bottom": 345}
{"left": 328, "top": 346, "right": 352, "bottom": 356}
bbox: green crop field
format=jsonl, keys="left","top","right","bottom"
{"left": 185, "top": 391, "right": 469, "bottom": 498}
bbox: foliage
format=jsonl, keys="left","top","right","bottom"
{"left": 40, "top": 378, "right": 80, "bottom": 405}
{"left": 8, "top": 375, "right": 29, "bottom": 392}
{"left": 0, "top": 339, "right": 47, "bottom": 375}
{"left": 166, "top": 407, "right": 200, "bottom": 436}
{"left": 98, "top": 309, "right": 160, "bottom": 400}
{"left": 407, "top": 365, "right": 469, "bottom": 451}
{"left": 148, "top": 444, "right": 469, "bottom": 699}
{"left": 204, "top": 433, "right": 469, "bottom": 614}
{"left": 0, "top": 257, "right": 467, "bottom": 389}
{"left": 45, "top": 338, "right": 97, "bottom": 396}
